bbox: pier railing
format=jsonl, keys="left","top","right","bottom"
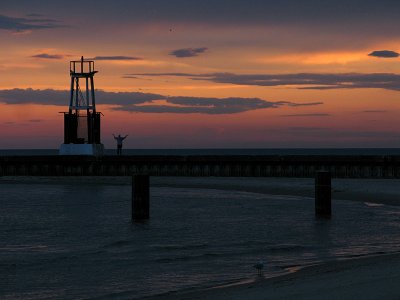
{"left": 1, "top": 155, "right": 400, "bottom": 178}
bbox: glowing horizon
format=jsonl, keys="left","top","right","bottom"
{"left": 1, "top": 0, "right": 400, "bottom": 149}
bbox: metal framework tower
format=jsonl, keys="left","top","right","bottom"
{"left": 59, "top": 56, "right": 104, "bottom": 155}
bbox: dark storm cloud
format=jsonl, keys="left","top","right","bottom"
{"left": 167, "top": 96, "right": 273, "bottom": 108}
{"left": 97, "top": 1, "right": 400, "bottom": 47}
{"left": 0, "top": 89, "right": 162, "bottom": 106}
{"left": 89, "top": 56, "right": 142, "bottom": 61}
{"left": 135, "top": 72, "right": 400, "bottom": 91}
{"left": 4, "top": 0, "right": 400, "bottom": 40}
{"left": 0, "top": 88, "right": 321, "bottom": 114}
{"left": 0, "top": 14, "right": 63, "bottom": 31}
{"left": 31, "top": 53, "right": 64, "bottom": 59}
{"left": 0, "top": 89, "right": 68, "bottom": 105}
{"left": 95, "top": 90, "right": 162, "bottom": 105}
{"left": 165, "top": 96, "right": 278, "bottom": 114}
{"left": 198, "top": 73, "right": 400, "bottom": 90}
{"left": 113, "top": 105, "right": 201, "bottom": 114}
{"left": 63, "top": 0, "right": 400, "bottom": 27}
{"left": 111, "top": 96, "right": 321, "bottom": 114}
{"left": 170, "top": 47, "right": 208, "bottom": 58}
{"left": 113, "top": 104, "right": 259, "bottom": 114}
{"left": 368, "top": 50, "right": 399, "bottom": 58}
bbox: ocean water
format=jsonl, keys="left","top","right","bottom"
{"left": 2, "top": 180, "right": 400, "bottom": 299}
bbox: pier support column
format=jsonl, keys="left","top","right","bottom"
{"left": 132, "top": 175, "right": 150, "bottom": 221}
{"left": 315, "top": 171, "right": 331, "bottom": 217}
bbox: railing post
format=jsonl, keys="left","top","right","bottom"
{"left": 315, "top": 171, "right": 331, "bottom": 217}
{"left": 132, "top": 175, "right": 150, "bottom": 221}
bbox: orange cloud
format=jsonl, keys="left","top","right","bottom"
{"left": 256, "top": 51, "right": 367, "bottom": 65}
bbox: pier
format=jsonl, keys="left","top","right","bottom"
{"left": 3, "top": 155, "right": 399, "bottom": 220}
{"left": 1, "top": 155, "right": 400, "bottom": 178}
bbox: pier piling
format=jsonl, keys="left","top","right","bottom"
{"left": 315, "top": 171, "right": 331, "bottom": 217}
{"left": 132, "top": 175, "right": 150, "bottom": 221}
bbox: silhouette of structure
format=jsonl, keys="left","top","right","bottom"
{"left": 315, "top": 171, "right": 331, "bottom": 217}
{"left": 59, "top": 57, "right": 104, "bottom": 155}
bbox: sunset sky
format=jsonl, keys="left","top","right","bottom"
{"left": 1, "top": 0, "right": 400, "bottom": 149}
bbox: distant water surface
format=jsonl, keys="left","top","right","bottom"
{"left": 2, "top": 180, "right": 400, "bottom": 299}
{"left": 2, "top": 148, "right": 400, "bottom": 156}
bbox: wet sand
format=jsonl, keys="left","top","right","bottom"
{"left": 146, "top": 252, "right": 400, "bottom": 300}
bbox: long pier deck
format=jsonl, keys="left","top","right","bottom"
{"left": 1, "top": 155, "right": 400, "bottom": 178}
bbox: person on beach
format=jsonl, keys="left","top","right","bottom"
{"left": 113, "top": 134, "right": 128, "bottom": 155}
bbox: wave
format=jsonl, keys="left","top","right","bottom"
{"left": 154, "top": 252, "right": 222, "bottom": 263}
{"left": 151, "top": 243, "right": 209, "bottom": 251}
{"left": 268, "top": 244, "right": 309, "bottom": 253}
{"left": 103, "top": 240, "right": 133, "bottom": 249}
{"left": 0, "top": 244, "right": 49, "bottom": 252}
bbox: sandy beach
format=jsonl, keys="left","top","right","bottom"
{"left": 146, "top": 252, "right": 400, "bottom": 300}
{"left": 2, "top": 176, "right": 400, "bottom": 299}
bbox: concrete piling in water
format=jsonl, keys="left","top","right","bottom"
{"left": 315, "top": 171, "right": 331, "bottom": 217}
{"left": 132, "top": 175, "right": 150, "bottom": 221}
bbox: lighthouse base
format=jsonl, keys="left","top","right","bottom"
{"left": 59, "top": 144, "right": 104, "bottom": 156}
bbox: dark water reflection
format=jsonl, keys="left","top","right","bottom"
{"left": 1, "top": 183, "right": 400, "bottom": 299}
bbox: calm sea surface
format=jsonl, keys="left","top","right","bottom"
{"left": 2, "top": 179, "right": 400, "bottom": 299}
{"left": 2, "top": 148, "right": 400, "bottom": 156}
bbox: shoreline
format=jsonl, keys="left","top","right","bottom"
{"left": 144, "top": 251, "right": 400, "bottom": 300}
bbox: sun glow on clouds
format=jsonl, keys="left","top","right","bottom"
{"left": 111, "top": 59, "right": 192, "bottom": 68}
{"left": 2, "top": 2, "right": 400, "bottom": 148}
{"left": 257, "top": 51, "right": 367, "bottom": 66}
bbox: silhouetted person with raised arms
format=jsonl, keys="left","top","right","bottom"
{"left": 113, "top": 134, "right": 128, "bottom": 155}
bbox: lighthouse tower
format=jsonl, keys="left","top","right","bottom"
{"left": 59, "top": 57, "right": 104, "bottom": 156}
